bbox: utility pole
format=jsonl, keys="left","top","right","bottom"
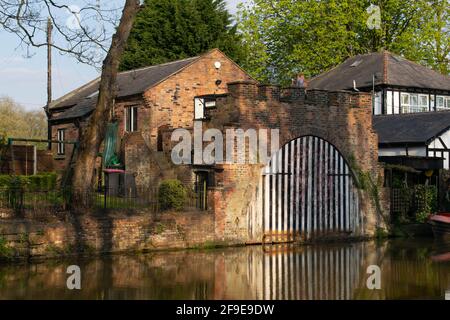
{"left": 46, "top": 18, "right": 53, "bottom": 150}
{"left": 47, "top": 17, "right": 53, "bottom": 106}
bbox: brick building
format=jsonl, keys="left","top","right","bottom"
{"left": 47, "top": 49, "right": 386, "bottom": 242}
{"left": 46, "top": 49, "right": 253, "bottom": 187}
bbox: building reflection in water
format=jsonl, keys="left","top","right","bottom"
{"left": 0, "top": 239, "right": 448, "bottom": 300}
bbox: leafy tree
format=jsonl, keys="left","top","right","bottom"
{"left": 0, "top": 97, "right": 47, "bottom": 143}
{"left": 238, "top": 0, "right": 449, "bottom": 85}
{"left": 120, "top": 0, "right": 244, "bottom": 71}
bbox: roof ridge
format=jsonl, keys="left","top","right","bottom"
{"left": 48, "top": 77, "right": 100, "bottom": 109}
{"left": 383, "top": 50, "right": 450, "bottom": 82}
{"left": 118, "top": 56, "right": 200, "bottom": 75}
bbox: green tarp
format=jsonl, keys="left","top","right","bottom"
{"left": 103, "top": 122, "right": 121, "bottom": 168}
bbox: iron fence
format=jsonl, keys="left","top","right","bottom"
{"left": 0, "top": 186, "right": 202, "bottom": 215}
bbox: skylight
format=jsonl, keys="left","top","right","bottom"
{"left": 350, "top": 59, "right": 363, "bottom": 67}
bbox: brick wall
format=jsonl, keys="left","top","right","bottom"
{"left": 201, "top": 81, "right": 386, "bottom": 240}
{"left": 50, "top": 122, "right": 79, "bottom": 173}
{"left": 0, "top": 211, "right": 215, "bottom": 260}
{"left": 142, "top": 49, "right": 252, "bottom": 151}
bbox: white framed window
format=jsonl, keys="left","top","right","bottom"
{"left": 393, "top": 91, "right": 400, "bottom": 114}
{"left": 194, "top": 96, "right": 217, "bottom": 120}
{"left": 386, "top": 90, "right": 393, "bottom": 114}
{"left": 194, "top": 98, "right": 204, "bottom": 120}
{"left": 418, "top": 94, "right": 429, "bottom": 112}
{"left": 373, "top": 91, "right": 382, "bottom": 115}
{"left": 401, "top": 93, "right": 410, "bottom": 113}
{"left": 401, "top": 93, "right": 428, "bottom": 113}
{"left": 125, "top": 106, "right": 138, "bottom": 132}
{"left": 57, "top": 129, "right": 65, "bottom": 155}
{"left": 436, "top": 96, "right": 445, "bottom": 110}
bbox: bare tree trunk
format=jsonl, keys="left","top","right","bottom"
{"left": 71, "top": 0, "right": 140, "bottom": 198}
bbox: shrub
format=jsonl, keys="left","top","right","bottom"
{"left": 0, "top": 173, "right": 57, "bottom": 190}
{"left": 415, "top": 185, "right": 437, "bottom": 223}
{"left": 158, "top": 179, "right": 187, "bottom": 211}
{"left": 0, "top": 236, "right": 13, "bottom": 260}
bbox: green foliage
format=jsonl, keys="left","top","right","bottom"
{"left": 158, "top": 179, "right": 187, "bottom": 211}
{"left": 120, "top": 0, "right": 245, "bottom": 71}
{"left": 0, "top": 173, "right": 57, "bottom": 191}
{"left": 0, "top": 236, "right": 13, "bottom": 260}
{"left": 238, "top": 0, "right": 449, "bottom": 84}
{"left": 375, "top": 227, "right": 389, "bottom": 239}
{"left": 348, "top": 154, "right": 390, "bottom": 228}
{"left": 155, "top": 223, "right": 166, "bottom": 234}
{"left": 0, "top": 96, "right": 47, "bottom": 144}
{"left": 414, "top": 185, "right": 437, "bottom": 223}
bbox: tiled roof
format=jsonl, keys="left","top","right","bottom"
{"left": 308, "top": 51, "right": 450, "bottom": 92}
{"left": 373, "top": 111, "right": 450, "bottom": 145}
{"left": 49, "top": 56, "right": 200, "bottom": 121}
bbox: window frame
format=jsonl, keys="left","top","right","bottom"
{"left": 57, "top": 128, "right": 65, "bottom": 155}
{"left": 125, "top": 105, "right": 138, "bottom": 132}
{"left": 194, "top": 95, "right": 218, "bottom": 120}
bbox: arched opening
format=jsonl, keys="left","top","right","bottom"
{"left": 260, "top": 135, "right": 362, "bottom": 242}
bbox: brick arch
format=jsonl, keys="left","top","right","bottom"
{"left": 211, "top": 81, "right": 385, "bottom": 242}
{"left": 255, "top": 134, "right": 362, "bottom": 242}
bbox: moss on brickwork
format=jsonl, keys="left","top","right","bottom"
{"left": 45, "top": 243, "right": 96, "bottom": 257}
{"left": 348, "top": 154, "right": 390, "bottom": 232}
{"left": 155, "top": 223, "right": 166, "bottom": 234}
{"left": 0, "top": 236, "right": 14, "bottom": 260}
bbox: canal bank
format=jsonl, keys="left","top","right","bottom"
{"left": 0, "top": 209, "right": 431, "bottom": 261}
{"left": 0, "top": 210, "right": 225, "bottom": 261}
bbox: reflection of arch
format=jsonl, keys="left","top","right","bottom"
{"left": 246, "top": 243, "right": 365, "bottom": 300}
{"left": 259, "top": 135, "right": 362, "bottom": 242}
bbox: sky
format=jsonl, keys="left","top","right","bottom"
{"left": 0, "top": 0, "right": 247, "bottom": 111}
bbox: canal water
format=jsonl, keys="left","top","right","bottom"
{"left": 0, "top": 238, "right": 448, "bottom": 300}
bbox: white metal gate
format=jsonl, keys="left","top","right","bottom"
{"left": 260, "top": 135, "right": 362, "bottom": 242}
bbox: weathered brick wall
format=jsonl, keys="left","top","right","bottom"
{"left": 0, "top": 211, "right": 215, "bottom": 259}
{"left": 142, "top": 49, "right": 252, "bottom": 151}
{"left": 204, "top": 81, "right": 386, "bottom": 241}
{"left": 50, "top": 122, "right": 79, "bottom": 173}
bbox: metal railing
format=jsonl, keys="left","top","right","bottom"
{"left": 0, "top": 186, "right": 202, "bottom": 215}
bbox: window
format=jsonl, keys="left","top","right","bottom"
{"left": 386, "top": 90, "right": 393, "bottom": 114}
{"left": 194, "top": 96, "right": 217, "bottom": 120}
{"left": 419, "top": 94, "right": 429, "bottom": 112}
{"left": 401, "top": 93, "right": 428, "bottom": 113}
{"left": 393, "top": 91, "right": 400, "bottom": 114}
{"left": 125, "top": 106, "right": 138, "bottom": 132}
{"left": 401, "top": 93, "right": 410, "bottom": 113}
{"left": 57, "top": 129, "right": 65, "bottom": 155}
{"left": 436, "top": 96, "right": 450, "bottom": 111}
